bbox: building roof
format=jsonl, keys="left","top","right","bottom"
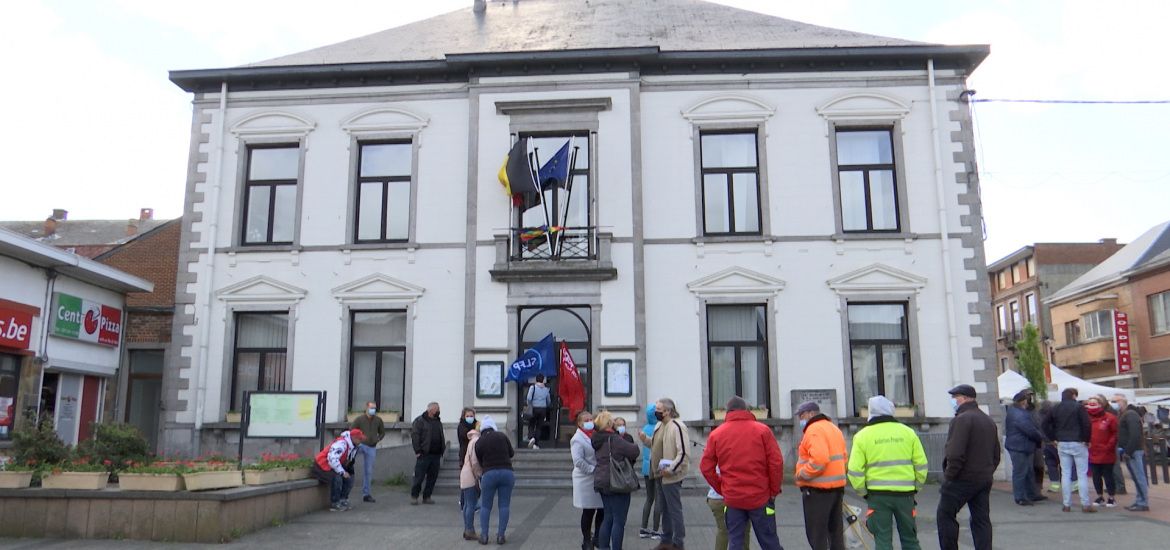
{"left": 250, "top": 0, "right": 922, "bottom": 67}
{"left": 0, "top": 219, "right": 168, "bottom": 248}
{"left": 1045, "top": 220, "right": 1170, "bottom": 304}
{"left": 170, "top": 0, "right": 988, "bottom": 92}
{"left": 0, "top": 228, "right": 153, "bottom": 294}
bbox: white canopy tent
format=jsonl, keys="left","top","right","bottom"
{"left": 995, "top": 365, "right": 1136, "bottom": 402}
{"left": 996, "top": 370, "right": 1031, "bottom": 402}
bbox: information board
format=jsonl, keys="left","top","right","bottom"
{"left": 244, "top": 391, "right": 323, "bottom": 439}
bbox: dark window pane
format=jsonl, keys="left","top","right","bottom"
{"left": 244, "top": 186, "right": 271, "bottom": 243}
{"left": 847, "top": 305, "right": 906, "bottom": 340}
{"left": 271, "top": 185, "right": 297, "bottom": 242}
{"left": 357, "top": 182, "right": 383, "bottom": 241}
{"left": 237, "top": 314, "right": 288, "bottom": 348}
{"left": 732, "top": 173, "right": 759, "bottom": 232}
{"left": 380, "top": 351, "right": 405, "bottom": 412}
{"left": 360, "top": 143, "right": 411, "bottom": 177}
{"left": 351, "top": 352, "right": 376, "bottom": 409}
{"left": 249, "top": 147, "right": 299, "bottom": 180}
{"left": 701, "top": 133, "right": 757, "bottom": 168}
{"left": 386, "top": 180, "right": 410, "bottom": 240}
{"left": 129, "top": 350, "right": 164, "bottom": 375}
{"left": 353, "top": 311, "right": 407, "bottom": 347}
{"left": 868, "top": 170, "right": 897, "bottom": 230}
{"left": 703, "top": 174, "right": 730, "bottom": 233}
{"left": 836, "top": 131, "right": 892, "bottom": 165}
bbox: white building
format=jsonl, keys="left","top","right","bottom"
{"left": 0, "top": 229, "right": 152, "bottom": 446}
{"left": 165, "top": 0, "right": 994, "bottom": 456}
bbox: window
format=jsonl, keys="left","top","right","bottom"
{"left": 1009, "top": 300, "right": 1021, "bottom": 335}
{"left": 835, "top": 129, "right": 899, "bottom": 232}
{"left": 707, "top": 305, "right": 768, "bottom": 413}
{"left": 1012, "top": 263, "right": 1022, "bottom": 283}
{"left": 1081, "top": 310, "right": 1113, "bottom": 340}
{"left": 230, "top": 313, "right": 289, "bottom": 410}
{"left": 700, "top": 131, "right": 761, "bottom": 235}
{"left": 1000, "top": 356, "right": 1009, "bottom": 374}
{"left": 1149, "top": 291, "right": 1170, "bottom": 335}
{"left": 996, "top": 305, "right": 1007, "bottom": 337}
{"left": 997, "top": 271, "right": 1007, "bottom": 290}
{"left": 1025, "top": 293, "right": 1038, "bottom": 325}
{"left": 125, "top": 350, "right": 163, "bottom": 449}
{"left": 1027, "top": 257, "right": 1036, "bottom": 278}
{"left": 1065, "top": 320, "right": 1081, "bottom": 345}
{"left": 848, "top": 303, "right": 913, "bottom": 411}
{"left": 516, "top": 133, "right": 592, "bottom": 259}
{"left": 0, "top": 354, "right": 19, "bottom": 441}
{"left": 355, "top": 141, "right": 412, "bottom": 242}
{"left": 242, "top": 145, "right": 299, "bottom": 245}
{"left": 348, "top": 311, "right": 407, "bottom": 413}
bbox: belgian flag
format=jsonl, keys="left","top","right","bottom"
{"left": 497, "top": 137, "right": 541, "bottom": 210}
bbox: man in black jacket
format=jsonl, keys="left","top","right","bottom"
{"left": 937, "top": 384, "right": 999, "bottom": 550}
{"left": 1042, "top": 388, "right": 1094, "bottom": 512}
{"left": 1114, "top": 395, "right": 1149, "bottom": 511}
{"left": 410, "top": 402, "right": 446, "bottom": 505}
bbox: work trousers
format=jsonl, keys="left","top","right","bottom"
{"left": 865, "top": 492, "right": 920, "bottom": 550}
{"left": 936, "top": 479, "right": 992, "bottom": 550}
{"left": 725, "top": 503, "right": 781, "bottom": 550}
{"left": 706, "top": 498, "right": 752, "bottom": 550}
{"left": 410, "top": 453, "right": 441, "bottom": 499}
{"left": 800, "top": 487, "right": 845, "bottom": 550}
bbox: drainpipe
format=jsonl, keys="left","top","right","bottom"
{"left": 193, "top": 81, "right": 229, "bottom": 451}
{"left": 927, "top": 59, "right": 962, "bottom": 387}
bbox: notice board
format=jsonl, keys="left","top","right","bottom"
{"left": 244, "top": 391, "right": 323, "bottom": 439}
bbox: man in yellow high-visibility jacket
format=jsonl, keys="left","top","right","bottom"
{"left": 847, "top": 395, "right": 928, "bottom": 550}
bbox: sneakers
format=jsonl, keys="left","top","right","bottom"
{"left": 527, "top": 438, "right": 536, "bottom": 449}
{"left": 363, "top": 495, "right": 376, "bottom": 503}
{"left": 329, "top": 503, "right": 342, "bottom": 512}
{"left": 651, "top": 531, "right": 664, "bottom": 541}
{"left": 639, "top": 528, "right": 652, "bottom": 539}
{"left": 1094, "top": 497, "right": 1105, "bottom": 507}
{"left": 339, "top": 500, "right": 352, "bottom": 511}
{"left": 463, "top": 530, "right": 478, "bottom": 541}
{"left": 410, "top": 496, "right": 419, "bottom": 505}
{"left": 1125, "top": 504, "right": 1150, "bottom": 512}
{"left": 1106, "top": 498, "right": 1116, "bottom": 508}
{"left": 1048, "top": 483, "right": 1061, "bottom": 493}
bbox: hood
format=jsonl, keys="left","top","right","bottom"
{"left": 725, "top": 409, "right": 757, "bottom": 422}
{"left": 645, "top": 403, "right": 658, "bottom": 424}
{"left": 480, "top": 415, "right": 498, "bottom": 432}
{"left": 466, "top": 429, "right": 480, "bottom": 441}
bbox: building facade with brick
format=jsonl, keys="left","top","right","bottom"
{"left": 1046, "top": 221, "right": 1170, "bottom": 388}
{"left": 988, "top": 240, "right": 1125, "bottom": 374}
{"left": 163, "top": 0, "right": 994, "bottom": 457}
{"left": 0, "top": 209, "right": 168, "bottom": 259}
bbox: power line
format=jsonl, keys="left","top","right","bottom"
{"left": 970, "top": 98, "right": 1170, "bottom": 104}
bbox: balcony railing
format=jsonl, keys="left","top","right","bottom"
{"left": 491, "top": 228, "right": 616, "bottom": 283}
{"left": 510, "top": 225, "right": 597, "bottom": 261}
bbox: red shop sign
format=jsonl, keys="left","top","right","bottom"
{"left": 1113, "top": 310, "right": 1133, "bottom": 374}
{"left": 0, "top": 298, "right": 40, "bottom": 351}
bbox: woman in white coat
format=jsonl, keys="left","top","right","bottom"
{"left": 571, "top": 410, "right": 604, "bottom": 550}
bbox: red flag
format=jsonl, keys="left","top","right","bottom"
{"left": 558, "top": 341, "right": 586, "bottom": 420}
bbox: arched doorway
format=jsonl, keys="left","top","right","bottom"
{"left": 517, "top": 306, "right": 591, "bottom": 447}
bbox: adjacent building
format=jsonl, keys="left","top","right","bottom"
{"left": 0, "top": 228, "right": 152, "bottom": 447}
{"left": 988, "top": 240, "right": 1125, "bottom": 374}
{"left": 164, "top": 0, "right": 993, "bottom": 456}
{"left": 1046, "top": 221, "right": 1170, "bottom": 388}
{"left": 0, "top": 209, "right": 167, "bottom": 259}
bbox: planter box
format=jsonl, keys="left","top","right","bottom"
{"left": 345, "top": 411, "right": 401, "bottom": 423}
{"left": 118, "top": 473, "right": 185, "bottom": 492}
{"left": 244, "top": 469, "right": 289, "bottom": 485}
{"left": 225, "top": 412, "right": 242, "bottom": 423}
{"left": 42, "top": 471, "right": 109, "bottom": 490}
{"left": 0, "top": 471, "right": 33, "bottom": 489}
{"left": 182, "top": 470, "right": 243, "bottom": 491}
{"left": 286, "top": 467, "right": 312, "bottom": 480}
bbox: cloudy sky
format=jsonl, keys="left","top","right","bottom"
{"left": 1, "top": 0, "right": 1166, "bottom": 261}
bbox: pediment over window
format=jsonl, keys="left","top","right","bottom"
{"left": 816, "top": 92, "right": 910, "bottom": 122}
{"left": 687, "top": 266, "right": 786, "bottom": 299}
{"left": 682, "top": 95, "right": 775, "bottom": 124}
{"left": 331, "top": 273, "right": 425, "bottom": 304}
{"left": 229, "top": 111, "right": 316, "bottom": 138}
{"left": 826, "top": 263, "right": 926, "bottom": 294}
{"left": 216, "top": 275, "right": 307, "bottom": 304}
{"left": 341, "top": 107, "right": 429, "bottom": 136}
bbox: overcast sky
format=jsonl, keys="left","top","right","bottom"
{"left": 1, "top": 0, "right": 1166, "bottom": 261}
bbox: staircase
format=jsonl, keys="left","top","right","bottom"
{"left": 436, "top": 447, "right": 574, "bottom": 490}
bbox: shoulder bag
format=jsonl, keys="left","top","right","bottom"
{"left": 607, "top": 438, "right": 641, "bottom": 494}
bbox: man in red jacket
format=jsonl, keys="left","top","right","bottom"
{"left": 700, "top": 396, "right": 784, "bottom": 550}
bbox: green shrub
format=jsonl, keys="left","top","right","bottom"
{"left": 76, "top": 423, "right": 150, "bottom": 475}
{"left": 11, "top": 411, "right": 69, "bottom": 467}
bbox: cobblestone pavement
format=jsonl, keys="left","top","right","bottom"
{"left": 2, "top": 481, "right": 1168, "bottom": 549}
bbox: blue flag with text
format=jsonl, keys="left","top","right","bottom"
{"left": 505, "top": 332, "right": 557, "bottom": 382}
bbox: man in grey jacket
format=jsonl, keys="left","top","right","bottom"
{"left": 1114, "top": 395, "right": 1149, "bottom": 511}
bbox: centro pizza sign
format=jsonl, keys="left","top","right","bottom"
{"left": 51, "top": 293, "right": 122, "bottom": 347}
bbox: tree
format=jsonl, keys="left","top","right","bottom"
{"left": 1015, "top": 323, "right": 1047, "bottom": 400}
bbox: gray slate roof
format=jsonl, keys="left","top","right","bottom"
{"left": 0, "top": 219, "right": 169, "bottom": 247}
{"left": 1046, "top": 220, "right": 1170, "bottom": 303}
{"left": 249, "top": 0, "right": 925, "bottom": 68}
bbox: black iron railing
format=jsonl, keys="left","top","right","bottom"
{"left": 511, "top": 226, "right": 596, "bottom": 261}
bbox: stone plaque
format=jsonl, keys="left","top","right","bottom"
{"left": 790, "top": 389, "right": 837, "bottom": 418}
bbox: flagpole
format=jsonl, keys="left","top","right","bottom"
{"left": 528, "top": 143, "right": 556, "bottom": 259}
{"left": 559, "top": 136, "right": 580, "bottom": 255}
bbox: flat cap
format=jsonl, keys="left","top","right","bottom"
{"left": 795, "top": 401, "right": 820, "bottom": 415}
{"left": 948, "top": 384, "right": 977, "bottom": 398}
{"left": 1011, "top": 389, "right": 1034, "bottom": 402}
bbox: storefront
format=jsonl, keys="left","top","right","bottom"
{"left": 0, "top": 298, "right": 39, "bottom": 440}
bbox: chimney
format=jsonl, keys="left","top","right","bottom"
{"left": 44, "top": 217, "right": 58, "bottom": 237}
{"left": 474, "top": 0, "right": 486, "bottom": 13}
{"left": 126, "top": 220, "right": 139, "bottom": 237}
{"left": 51, "top": 209, "right": 67, "bottom": 220}
{"left": 139, "top": 208, "right": 154, "bottom": 221}
{"left": 1100, "top": 238, "right": 1117, "bottom": 246}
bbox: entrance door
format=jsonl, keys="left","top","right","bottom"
{"left": 125, "top": 350, "right": 163, "bottom": 450}
{"left": 54, "top": 373, "right": 82, "bottom": 445}
{"left": 516, "top": 306, "right": 591, "bottom": 448}
{"left": 77, "top": 376, "right": 102, "bottom": 442}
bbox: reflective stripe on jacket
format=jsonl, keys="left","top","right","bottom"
{"left": 846, "top": 416, "right": 927, "bottom": 494}
{"left": 796, "top": 414, "right": 847, "bottom": 489}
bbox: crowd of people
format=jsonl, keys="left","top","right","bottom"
{"left": 307, "top": 385, "right": 1158, "bottom": 549}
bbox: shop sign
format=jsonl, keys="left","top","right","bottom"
{"left": 1113, "top": 310, "right": 1132, "bottom": 374}
{"left": 51, "top": 293, "right": 122, "bottom": 347}
{"left": 0, "top": 299, "right": 38, "bottom": 350}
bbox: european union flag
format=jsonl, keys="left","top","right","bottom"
{"left": 537, "top": 141, "right": 570, "bottom": 189}
{"left": 505, "top": 333, "right": 558, "bottom": 382}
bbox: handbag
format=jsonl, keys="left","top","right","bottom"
{"left": 520, "top": 405, "right": 533, "bottom": 423}
{"left": 607, "top": 440, "right": 641, "bottom": 494}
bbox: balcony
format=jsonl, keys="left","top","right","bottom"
{"left": 490, "top": 227, "right": 617, "bottom": 282}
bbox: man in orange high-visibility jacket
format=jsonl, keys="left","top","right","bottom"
{"left": 795, "top": 401, "right": 848, "bottom": 550}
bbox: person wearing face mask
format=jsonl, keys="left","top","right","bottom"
{"left": 349, "top": 401, "right": 386, "bottom": 503}
{"left": 794, "top": 400, "right": 847, "bottom": 550}
{"left": 637, "top": 403, "right": 663, "bottom": 540}
{"left": 458, "top": 407, "right": 479, "bottom": 468}
{"left": 700, "top": 396, "right": 781, "bottom": 550}
{"left": 410, "top": 401, "right": 446, "bottom": 505}
{"left": 591, "top": 411, "right": 641, "bottom": 550}
{"left": 649, "top": 397, "right": 690, "bottom": 550}
{"left": 1085, "top": 397, "right": 1118, "bottom": 508}
{"left": 937, "top": 384, "right": 1000, "bottom": 550}
{"left": 571, "top": 410, "right": 605, "bottom": 550}
{"left": 1042, "top": 387, "right": 1093, "bottom": 513}
{"left": 1004, "top": 390, "right": 1045, "bottom": 506}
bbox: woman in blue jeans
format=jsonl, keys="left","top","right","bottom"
{"left": 459, "top": 428, "right": 482, "bottom": 540}
{"left": 474, "top": 416, "right": 515, "bottom": 545}
{"left": 591, "top": 412, "right": 641, "bottom": 550}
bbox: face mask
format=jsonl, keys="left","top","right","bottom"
{"left": 1110, "top": 403, "right": 1120, "bottom": 411}
{"left": 617, "top": 426, "right": 626, "bottom": 434}
{"left": 654, "top": 411, "right": 665, "bottom": 421}
{"left": 950, "top": 398, "right": 960, "bottom": 413}
{"left": 583, "top": 421, "right": 595, "bottom": 431}
{"left": 367, "top": 408, "right": 377, "bottom": 415}
{"left": 465, "top": 416, "right": 475, "bottom": 424}
{"left": 798, "top": 419, "right": 808, "bottom": 430}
